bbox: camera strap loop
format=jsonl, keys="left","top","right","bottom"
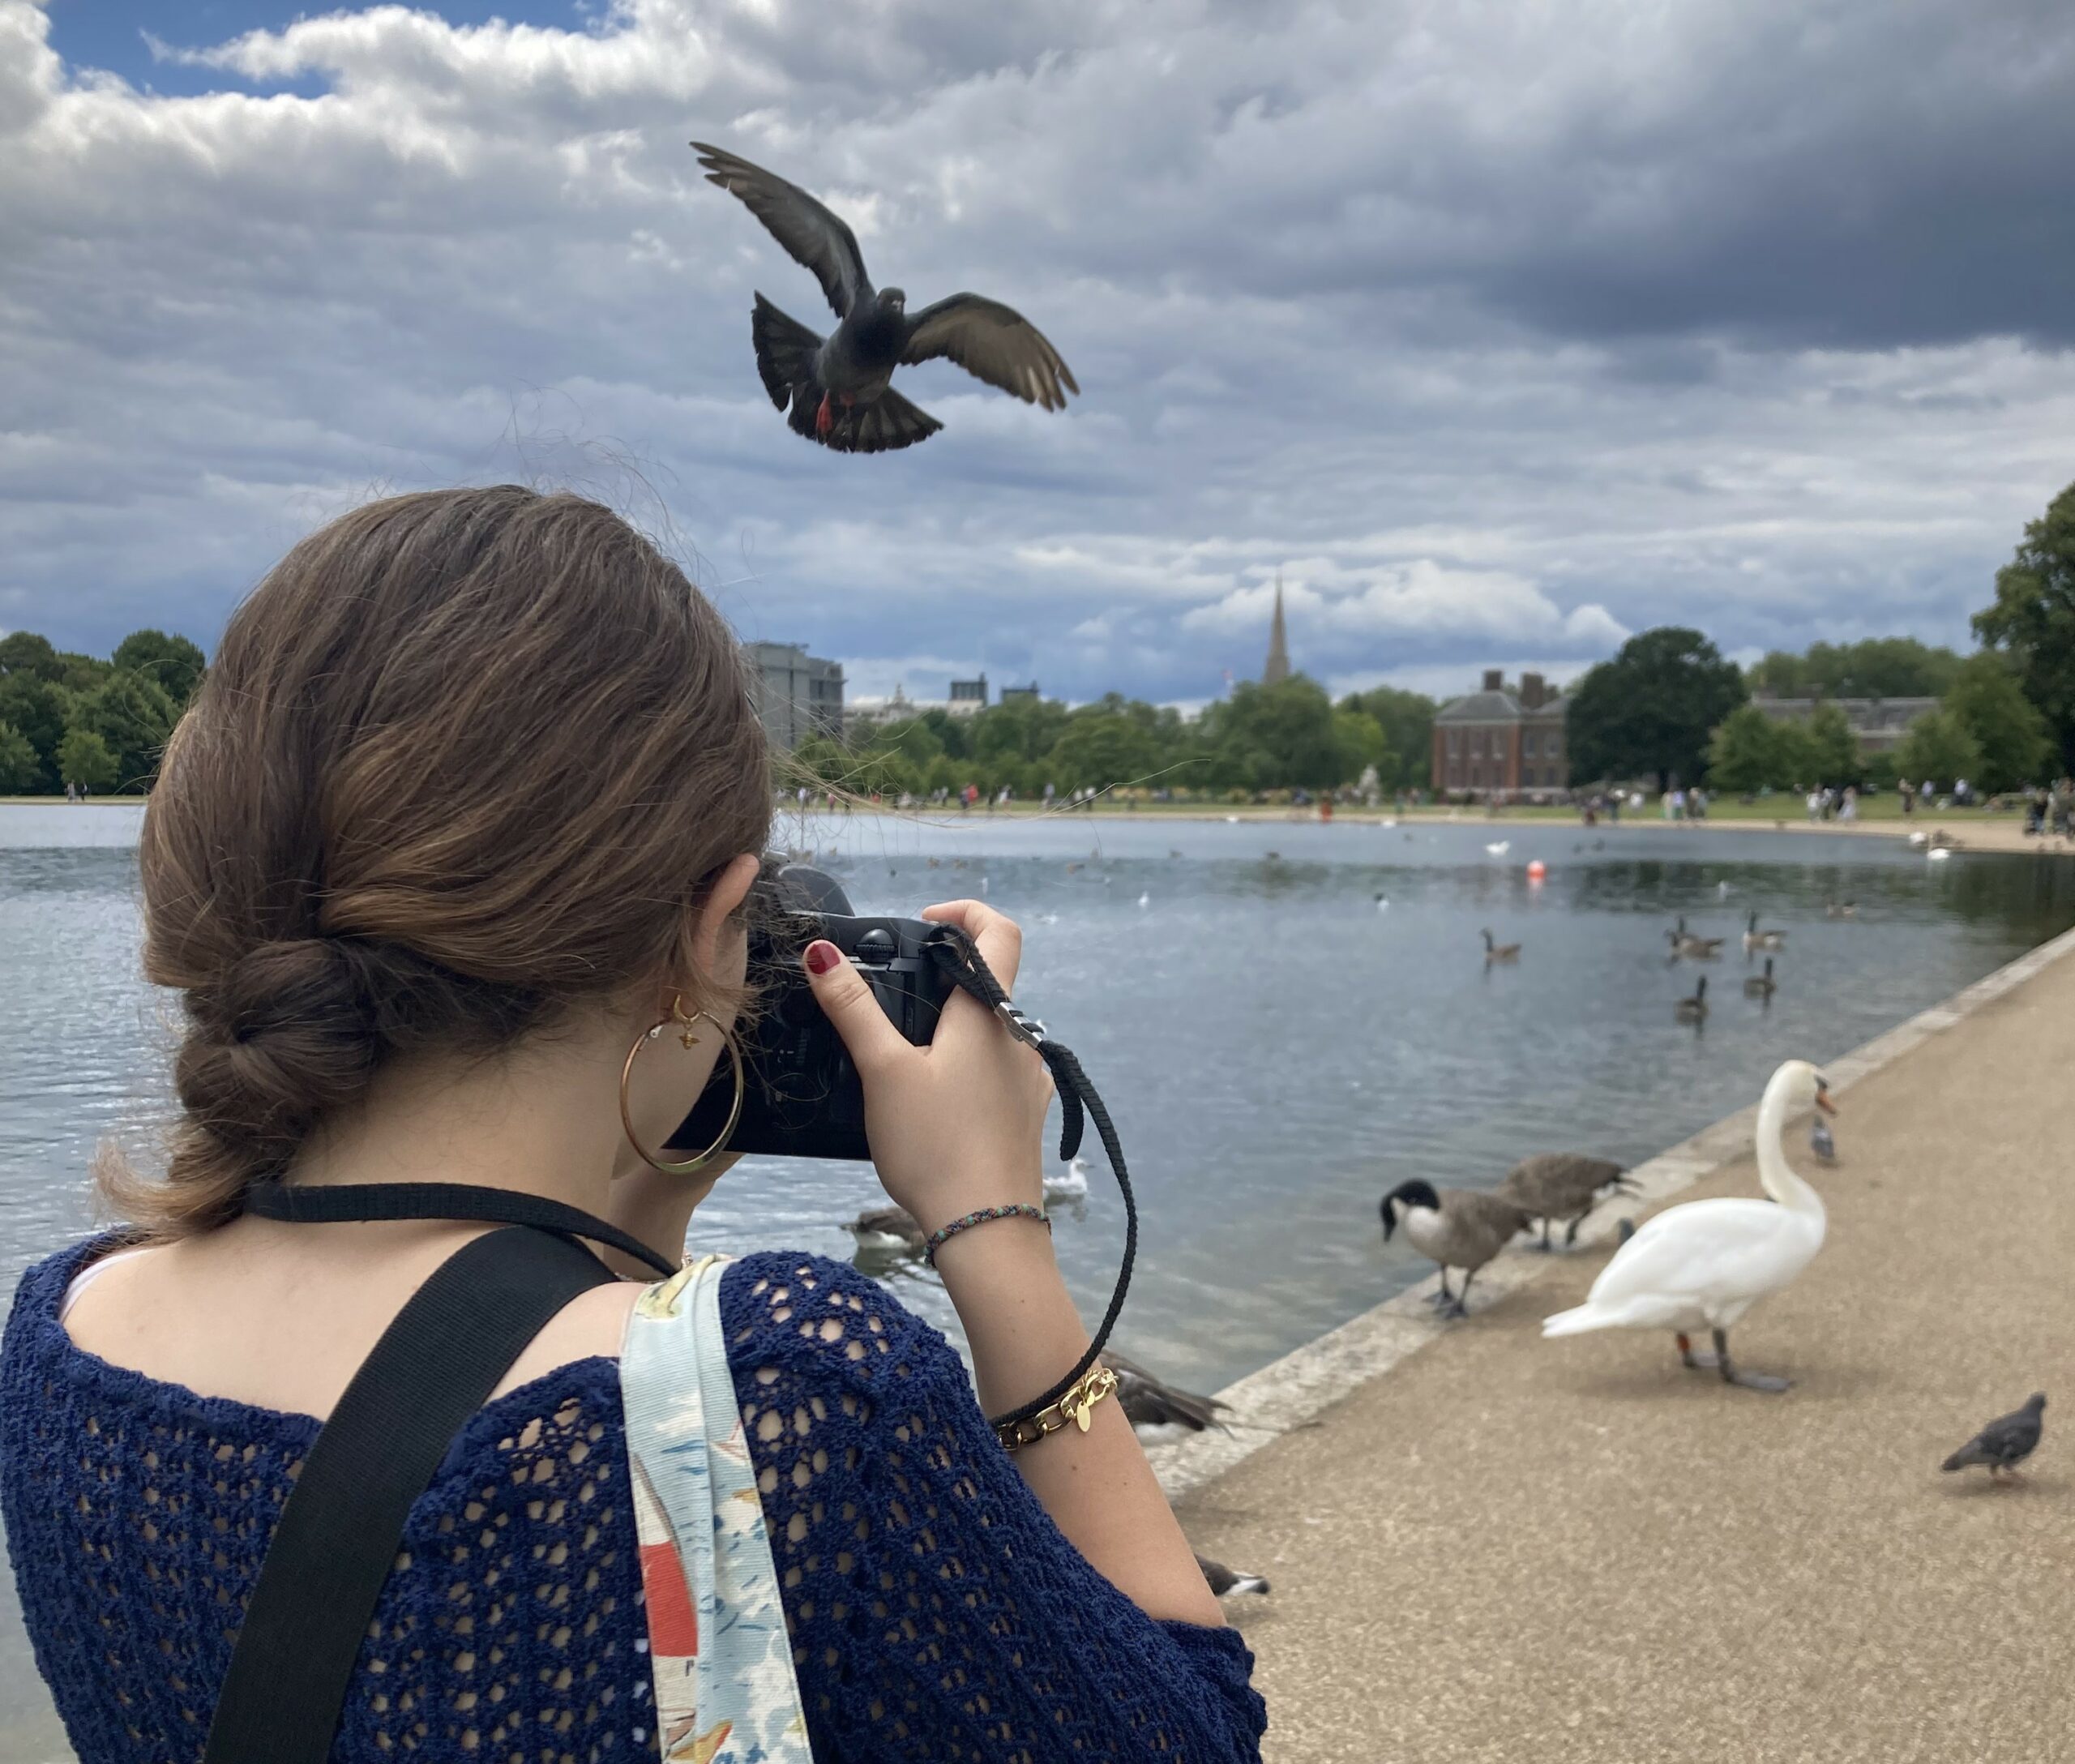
{"left": 924, "top": 926, "right": 1136, "bottom": 1436}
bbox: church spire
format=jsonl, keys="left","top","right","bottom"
{"left": 1263, "top": 570, "right": 1290, "bottom": 684}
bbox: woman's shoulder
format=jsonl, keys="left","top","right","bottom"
{"left": 2, "top": 1232, "right": 124, "bottom": 1354}
{"left": 717, "top": 1248, "right": 957, "bottom": 1382}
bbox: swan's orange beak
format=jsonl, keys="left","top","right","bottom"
{"left": 1816, "top": 1090, "right": 1838, "bottom": 1115}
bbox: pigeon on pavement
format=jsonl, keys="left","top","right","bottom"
{"left": 1940, "top": 1393, "right": 2045, "bottom": 1481}
{"left": 1196, "top": 1554, "right": 1271, "bottom": 1598}
{"left": 692, "top": 143, "right": 1078, "bottom": 453}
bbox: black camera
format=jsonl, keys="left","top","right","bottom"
{"left": 666, "top": 864, "right": 956, "bottom": 1162}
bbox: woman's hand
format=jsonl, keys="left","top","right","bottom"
{"left": 802, "top": 900, "right": 1053, "bottom": 1235}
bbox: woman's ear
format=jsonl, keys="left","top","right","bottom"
{"left": 686, "top": 852, "right": 764, "bottom": 985}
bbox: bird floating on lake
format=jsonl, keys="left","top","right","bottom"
{"left": 1675, "top": 975, "right": 1709, "bottom": 1023}
{"left": 1137, "top": 892, "right": 1151, "bottom": 909}
{"left": 1541, "top": 1060, "right": 1836, "bottom": 1391}
{"left": 1743, "top": 957, "right": 1778, "bottom": 999}
{"left": 1940, "top": 1394, "right": 2045, "bottom": 1483}
{"left": 1743, "top": 912, "right": 1786, "bottom": 952}
{"left": 693, "top": 142, "right": 1078, "bottom": 452}
{"left": 1485, "top": 840, "right": 1511, "bottom": 856}
{"left": 1045, "top": 1156, "right": 1090, "bottom": 1203}
{"left": 1927, "top": 847, "right": 1953, "bottom": 863}
{"left": 1380, "top": 1180, "right": 1530, "bottom": 1319}
{"left": 1482, "top": 927, "right": 1521, "bottom": 963}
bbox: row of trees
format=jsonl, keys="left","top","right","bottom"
{"left": 1564, "top": 479, "right": 2075, "bottom": 796}
{"left": 0, "top": 630, "right": 207, "bottom": 794}
{"left": 794, "top": 679, "right": 1439, "bottom": 803}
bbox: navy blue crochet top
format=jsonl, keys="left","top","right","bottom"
{"left": 1, "top": 1236, "right": 1264, "bottom": 1763}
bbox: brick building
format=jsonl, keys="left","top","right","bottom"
{"left": 1431, "top": 670, "right": 1570, "bottom": 800}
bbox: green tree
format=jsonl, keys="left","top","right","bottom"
{"left": 1746, "top": 638, "right": 1963, "bottom": 700}
{"left": 0, "top": 673, "right": 66, "bottom": 790}
{"left": 1048, "top": 711, "right": 1160, "bottom": 790}
{"left": 56, "top": 652, "right": 114, "bottom": 694}
{"left": 1894, "top": 709, "right": 1983, "bottom": 790}
{"left": 1943, "top": 653, "right": 2051, "bottom": 792}
{"left": 68, "top": 671, "right": 178, "bottom": 792}
{"left": 1336, "top": 686, "right": 1433, "bottom": 791}
{"left": 113, "top": 630, "right": 208, "bottom": 706}
{"left": 1197, "top": 676, "right": 1349, "bottom": 790}
{"left": 0, "top": 632, "right": 64, "bottom": 681}
{"left": 56, "top": 729, "right": 119, "bottom": 795}
{"left": 1567, "top": 627, "right": 1747, "bottom": 789}
{"left": 1974, "top": 478, "right": 2075, "bottom": 768}
{"left": 1805, "top": 702, "right": 1862, "bottom": 783}
{"left": 1706, "top": 705, "right": 1783, "bottom": 793}
{"left": 0, "top": 721, "right": 40, "bottom": 793}
{"left": 1330, "top": 708, "right": 1389, "bottom": 786}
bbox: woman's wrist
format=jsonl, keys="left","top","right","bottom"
{"left": 931, "top": 1222, "right": 1088, "bottom": 1417}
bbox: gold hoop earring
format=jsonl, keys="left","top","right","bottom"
{"left": 619, "top": 992, "right": 744, "bottom": 1175}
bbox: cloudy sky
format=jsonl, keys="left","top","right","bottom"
{"left": 6, "top": 0, "right": 2074, "bottom": 705}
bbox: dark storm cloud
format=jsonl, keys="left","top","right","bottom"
{"left": 2, "top": 0, "right": 2071, "bottom": 702}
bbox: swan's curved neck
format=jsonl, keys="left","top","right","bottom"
{"left": 1756, "top": 1080, "right": 1825, "bottom": 1218}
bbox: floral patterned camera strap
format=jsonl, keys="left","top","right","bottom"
{"left": 619, "top": 1254, "right": 813, "bottom": 1763}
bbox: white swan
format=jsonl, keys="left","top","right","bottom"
{"left": 1045, "top": 1155, "right": 1091, "bottom": 1202}
{"left": 1485, "top": 840, "right": 1511, "bottom": 856}
{"left": 1541, "top": 1059, "right": 1836, "bottom": 1391}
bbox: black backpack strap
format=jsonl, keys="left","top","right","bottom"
{"left": 203, "top": 1227, "right": 618, "bottom": 1764}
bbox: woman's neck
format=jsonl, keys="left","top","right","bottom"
{"left": 289, "top": 1038, "right": 628, "bottom": 1220}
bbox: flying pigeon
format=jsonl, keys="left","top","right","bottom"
{"left": 1940, "top": 1393, "right": 2045, "bottom": 1481}
{"left": 692, "top": 143, "right": 1078, "bottom": 453}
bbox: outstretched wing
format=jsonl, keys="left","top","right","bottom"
{"left": 692, "top": 142, "right": 869, "bottom": 320}
{"left": 901, "top": 293, "right": 1078, "bottom": 410}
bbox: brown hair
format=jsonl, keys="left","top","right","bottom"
{"left": 104, "top": 486, "right": 771, "bottom": 1235}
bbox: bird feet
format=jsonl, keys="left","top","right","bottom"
{"left": 1435, "top": 1296, "right": 1470, "bottom": 1321}
{"left": 815, "top": 392, "right": 834, "bottom": 438}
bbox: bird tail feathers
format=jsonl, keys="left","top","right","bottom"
{"left": 1541, "top": 1304, "right": 1617, "bottom": 1338}
{"left": 830, "top": 387, "right": 942, "bottom": 454}
{"left": 750, "top": 293, "right": 822, "bottom": 413}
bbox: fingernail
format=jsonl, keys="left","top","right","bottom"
{"left": 804, "top": 940, "right": 841, "bottom": 975}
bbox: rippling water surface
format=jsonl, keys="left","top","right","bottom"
{"left": 5, "top": 801, "right": 2074, "bottom": 1757}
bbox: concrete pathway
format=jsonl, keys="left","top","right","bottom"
{"left": 1183, "top": 938, "right": 2075, "bottom": 1762}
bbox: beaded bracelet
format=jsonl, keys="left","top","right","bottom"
{"left": 922, "top": 1203, "right": 1050, "bottom": 1265}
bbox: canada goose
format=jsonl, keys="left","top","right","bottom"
{"left": 1666, "top": 917, "right": 1724, "bottom": 958}
{"left": 1380, "top": 1180, "right": 1532, "bottom": 1318}
{"left": 1743, "top": 912, "right": 1786, "bottom": 952}
{"left": 1675, "top": 976, "right": 1709, "bottom": 1022}
{"left": 1101, "top": 1351, "right": 1229, "bottom": 1445}
{"left": 1498, "top": 1154, "right": 1635, "bottom": 1251}
{"left": 848, "top": 1204, "right": 925, "bottom": 1259}
{"left": 1196, "top": 1554, "right": 1271, "bottom": 1598}
{"left": 1482, "top": 927, "right": 1521, "bottom": 962}
{"left": 1542, "top": 1060, "right": 1836, "bottom": 1391}
{"left": 1743, "top": 957, "right": 1778, "bottom": 999}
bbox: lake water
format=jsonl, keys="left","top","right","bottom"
{"left": 5, "top": 800, "right": 2074, "bottom": 1758}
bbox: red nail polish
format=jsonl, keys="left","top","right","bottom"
{"left": 804, "top": 940, "right": 841, "bottom": 975}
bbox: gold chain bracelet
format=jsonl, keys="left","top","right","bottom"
{"left": 995, "top": 1364, "right": 1119, "bottom": 1452}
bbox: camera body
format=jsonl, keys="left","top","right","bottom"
{"left": 666, "top": 866, "right": 953, "bottom": 1162}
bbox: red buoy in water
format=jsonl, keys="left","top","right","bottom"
{"left": 1526, "top": 859, "right": 1547, "bottom": 882}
